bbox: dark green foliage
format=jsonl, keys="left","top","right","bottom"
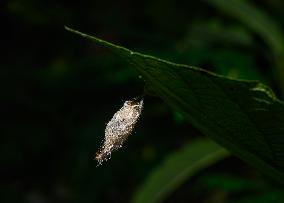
{"left": 2, "top": 0, "right": 284, "bottom": 202}
{"left": 131, "top": 139, "right": 230, "bottom": 203}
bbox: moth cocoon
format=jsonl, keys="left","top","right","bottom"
{"left": 96, "top": 98, "right": 143, "bottom": 165}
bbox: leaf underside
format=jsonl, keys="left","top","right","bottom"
{"left": 66, "top": 27, "right": 284, "bottom": 183}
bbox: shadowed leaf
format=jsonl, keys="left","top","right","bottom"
{"left": 66, "top": 27, "right": 284, "bottom": 183}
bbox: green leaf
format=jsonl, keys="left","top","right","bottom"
{"left": 131, "top": 139, "right": 229, "bottom": 203}
{"left": 65, "top": 27, "right": 284, "bottom": 183}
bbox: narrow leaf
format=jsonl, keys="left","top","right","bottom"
{"left": 131, "top": 139, "right": 229, "bottom": 203}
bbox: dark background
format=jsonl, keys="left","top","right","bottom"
{"left": 1, "top": 0, "right": 284, "bottom": 202}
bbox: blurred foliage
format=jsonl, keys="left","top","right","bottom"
{"left": 1, "top": 0, "right": 284, "bottom": 203}
{"left": 207, "top": 0, "right": 284, "bottom": 96}
{"left": 132, "top": 139, "right": 230, "bottom": 203}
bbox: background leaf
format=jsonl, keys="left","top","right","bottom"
{"left": 66, "top": 27, "right": 284, "bottom": 183}
{"left": 206, "top": 0, "right": 284, "bottom": 96}
{"left": 131, "top": 139, "right": 230, "bottom": 203}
